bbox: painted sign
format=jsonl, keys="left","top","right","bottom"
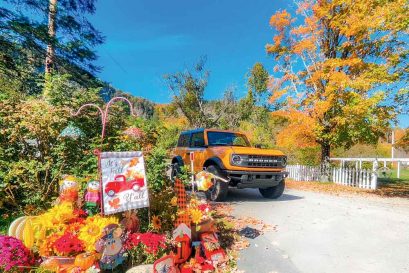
{"left": 100, "top": 151, "right": 149, "bottom": 215}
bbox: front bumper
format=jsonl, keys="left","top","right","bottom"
{"left": 224, "top": 170, "right": 288, "bottom": 189}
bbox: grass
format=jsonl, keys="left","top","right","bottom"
{"left": 376, "top": 168, "right": 409, "bottom": 198}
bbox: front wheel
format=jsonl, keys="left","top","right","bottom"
{"left": 205, "top": 165, "right": 228, "bottom": 202}
{"left": 259, "top": 180, "right": 285, "bottom": 199}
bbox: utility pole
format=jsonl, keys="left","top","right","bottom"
{"left": 391, "top": 130, "right": 395, "bottom": 159}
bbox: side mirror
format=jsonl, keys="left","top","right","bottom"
{"left": 255, "top": 144, "right": 262, "bottom": 148}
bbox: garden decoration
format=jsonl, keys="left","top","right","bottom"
{"left": 57, "top": 175, "right": 80, "bottom": 205}
{"left": 172, "top": 223, "right": 192, "bottom": 264}
{"left": 71, "top": 96, "right": 135, "bottom": 144}
{"left": 174, "top": 178, "right": 190, "bottom": 228}
{"left": 120, "top": 210, "right": 140, "bottom": 233}
{"left": 100, "top": 151, "right": 149, "bottom": 215}
{"left": 200, "top": 233, "right": 226, "bottom": 265}
{"left": 59, "top": 122, "right": 85, "bottom": 139}
{"left": 194, "top": 171, "right": 214, "bottom": 192}
{"left": 85, "top": 180, "right": 101, "bottom": 216}
{"left": 153, "top": 255, "right": 177, "bottom": 273}
{"left": 95, "top": 224, "right": 126, "bottom": 270}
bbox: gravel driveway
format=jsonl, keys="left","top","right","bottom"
{"left": 227, "top": 188, "right": 409, "bottom": 273}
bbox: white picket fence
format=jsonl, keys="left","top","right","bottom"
{"left": 286, "top": 165, "right": 321, "bottom": 182}
{"left": 286, "top": 164, "right": 377, "bottom": 189}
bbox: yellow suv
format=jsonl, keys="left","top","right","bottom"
{"left": 171, "top": 128, "right": 288, "bottom": 201}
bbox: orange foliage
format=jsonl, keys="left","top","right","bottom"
{"left": 269, "top": 10, "right": 292, "bottom": 31}
{"left": 292, "top": 38, "right": 316, "bottom": 54}
{"left": 273, "top": 110, "right": 317, "bottom": 149}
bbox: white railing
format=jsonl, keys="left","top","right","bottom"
{"left": 286, "top": 165, "right": 377, "bottom": 190}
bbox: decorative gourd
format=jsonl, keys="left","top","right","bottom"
{"left": 74, "top": 252, "right": 98, "bottom": 270}
{"left": 22, "top": 218, "right": 34, "bottom": 249}
{"left": 8, "top": 216, "right": 27, "bottom": 237}
{"left": 15, "top": 217, "right": 28, "bottom": 241}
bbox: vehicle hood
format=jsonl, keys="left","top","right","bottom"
{"left": 210, "top": 146, "right": 285, "bottom": 156}
{"left": 231, "top": 146, "right": 285, "bottom": 156}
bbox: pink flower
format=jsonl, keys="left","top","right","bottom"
{"left": 0, "top": 235, "right": 34, "bottom": 271}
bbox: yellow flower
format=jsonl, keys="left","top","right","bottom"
{"left": 151, "top": 215, "right": 162, "bottom": 230}
{"left": 170, "top": 196, "right": 178, "bottom": 206}
{"left": 189, "top": 209, "right": 203, "bottom": 225}
{"left": 79, "top": 215, "right": 118, "bottom": 252}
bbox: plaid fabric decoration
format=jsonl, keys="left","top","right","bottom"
{"left": 175, "top": 178, "right": 190, "bottom": 228}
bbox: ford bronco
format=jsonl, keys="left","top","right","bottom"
{"left": 171, "top": 128, "right": 288, "bottom": 201}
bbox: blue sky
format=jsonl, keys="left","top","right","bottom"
{"left": 89, "top": 1, "right": 408, "bottom": 127}
{"left": 89, "top": 0, "right": 286, "bottom": 102}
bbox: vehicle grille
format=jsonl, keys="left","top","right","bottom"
{"left": 246, "top": 155, "right": 282, "bottom": 168}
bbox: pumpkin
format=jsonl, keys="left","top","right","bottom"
{"left": 74, "top": 252, "right": 98, "bottom": 270}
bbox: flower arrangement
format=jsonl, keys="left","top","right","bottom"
{"left": 186, "top": 196, "right": 213, "bottom": 226}
{"left": 124, "top": 232, "right": 168, "bottom": 265}
{"left": 0, "top": 235, "right": 34, "bottom": 272}
{"left": 78, "top": 215, "right": 119, "bottom": 252}
{"left": 27, "top": 203, "right": 118, "bottom": 257}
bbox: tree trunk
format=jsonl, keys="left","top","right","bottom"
{"left": 321, "top": 142, "right": 330, "bottom": 163}
{"left": 45, "top": 0, "right": 57, "bottom": 74}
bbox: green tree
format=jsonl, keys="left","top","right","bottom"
{"left": 164, "top": 58, "right": 216, "bottom": 128}
{"left": 1, "top": 0, "right": 104, "bottom": 95}
{"left": 247, "top": 62, "right": 269, "bottom": 107}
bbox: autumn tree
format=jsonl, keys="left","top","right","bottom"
{"left": 267, "top": 0, "right": 408, "bottom": 162}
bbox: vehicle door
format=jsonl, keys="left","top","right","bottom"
{"left": 188, "top": 132, "right": 206, "bottom": 173}
{"left": 175, "top": 133, "right": 191, "bottom": 166}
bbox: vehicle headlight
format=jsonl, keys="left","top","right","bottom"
{"left": 282, "top": 156, "right": 287, "bottom": 167}
{"left": 231, "top": 154, "right": 242, "bottom": 165}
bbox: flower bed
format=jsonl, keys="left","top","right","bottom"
{"left": 4, "top": 174, "right": 242, "bottom": 273}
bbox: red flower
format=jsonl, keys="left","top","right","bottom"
{"left": 53, "top": 232, "right": 84, "bottom": 256}
{"left": 198, "top": 203, "right": 210, "bottom": 213}
{"left": 124, "top": 232, "right": 166, "bottom": 254}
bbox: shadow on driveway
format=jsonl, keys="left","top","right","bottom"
{"left": 225, "top": 188, "right": 304, "bottom": 203}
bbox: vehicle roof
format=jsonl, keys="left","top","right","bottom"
{"left": 180, "top": 128, "right": 243, "bottom": 135}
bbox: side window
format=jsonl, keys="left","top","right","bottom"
{"left": 177, "top": 134, "right": 190, "bottom": 147}
{"left": 190, "top": 132, "right": 205, "bottom": 148}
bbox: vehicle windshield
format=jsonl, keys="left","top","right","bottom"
{"left": 207, "top": 131, "right": 250, "bottom": 147}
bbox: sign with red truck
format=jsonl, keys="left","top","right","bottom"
{"left": 100, "top": 151, "right": 149, "bottom": 215}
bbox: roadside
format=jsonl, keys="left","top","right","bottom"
{"left": 228, "top": 188, "right": 409, "bottom": 273}
{"left": 286, "top": 179, "right": 409, "bottom": 198}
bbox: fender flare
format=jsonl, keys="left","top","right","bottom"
{"left": 203, "top": 157, "right": 226, "bottom": 170}
{"left": 171, "top": 156, "right": 184, "bottom": 166}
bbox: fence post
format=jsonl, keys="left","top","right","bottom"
{"left": 371, "top": 160, "right": 378, "bottom": 189}
{"left": 397, "top": 161, "right": 401, "bottom": 179}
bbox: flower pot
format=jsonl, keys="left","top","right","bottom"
{"left": 41, "top": 256, "right": 75, "bottom": 272}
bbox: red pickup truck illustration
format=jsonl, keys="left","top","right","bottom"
{"left": 105, "top": 174, "right": 145, "bottom": 197}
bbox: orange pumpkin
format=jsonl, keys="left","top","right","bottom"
{"left": 74, "top": 253, "right": 98, "bottom": 270}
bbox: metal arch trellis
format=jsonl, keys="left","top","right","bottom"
{"left": 71, "top": 96, "right": 135, "bottom": 146}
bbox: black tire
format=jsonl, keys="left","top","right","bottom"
{"left": 205, "top": 165, "right": 229, "bottom": 202}
{"left": 259, "top": 180, "right": 285, "bottom": 199}
{"left": 170, "top": 162, "right": 181, "bottom": 181}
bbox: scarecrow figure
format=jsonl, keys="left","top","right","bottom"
{"left": 84, "top": 180, "right": 100, "bottom": 216}
{"left": 58, "top": 175, "right": 79, "bottom": 205}
{"left": 95, "top": 224, "right": 126, "bottom": 270}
